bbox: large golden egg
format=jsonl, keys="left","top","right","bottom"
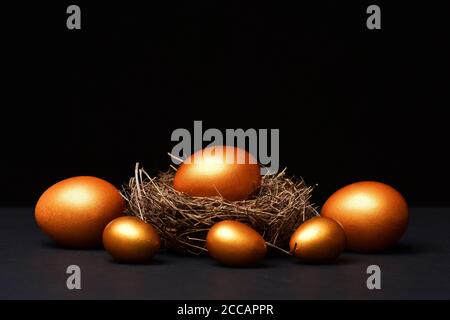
{"left": 103, "top": 216, "right": 161, "bottom": 263}
{"left": 290, "top": 217, "right": 346, "bottom": 263}
{"left": 321, "top": 181, "right": 409, "bottom": 252}
{"left": 173, "top": 146, "right": 261, "bottom": 201}
{"left": 35, "top": 176, "right": 125, "bottom": 248}
{"left": 206, "top": 220, "right": 267, "bottom": 266}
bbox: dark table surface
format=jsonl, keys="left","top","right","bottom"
{"left": 0, "top": 207, "right": 449, "bottom": 300}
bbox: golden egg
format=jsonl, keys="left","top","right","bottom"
{"left": 321, "top": 181, "right": 409, "bottom": 252}
{"left": 35, "top": 176, "right": 125, "bottom": 248}
{"left": 173, "top": 146, "right": 261, "bottom": 201}
{"left": 206, "top": 220, "right": 267, "bottom": 266}
{"left": 103, "top": 216, "right": 161, "bottom": 263}
{"left": 290, "top": 217, "right": 346, "bottom": 263}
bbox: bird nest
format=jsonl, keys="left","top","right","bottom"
{"left": 122, "top": 164, "right": 317, "bottom": 255}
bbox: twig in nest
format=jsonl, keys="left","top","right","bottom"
{"left": 122, "top": 165, "right": 316, "bottom": 255}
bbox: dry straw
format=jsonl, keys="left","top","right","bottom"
{"left": 122, "top": 163, "right": 317, "bottom": 255}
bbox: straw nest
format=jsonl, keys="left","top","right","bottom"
{"left": 122, "top": 164, "right": 317, "bottom": 255}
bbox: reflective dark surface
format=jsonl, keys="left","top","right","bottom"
{"left": 0, "top": 207, "right": 449, "bottom": 299}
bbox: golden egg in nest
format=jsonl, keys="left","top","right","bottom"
{"left": 321, "top": 181, "right": 409, "bottom": 252}
{"left": 206, "top": 220, "right": 267, "bottom": 267}
{"left": 173, "top": 146, "right": 261, "bottom": 201}
{"left": 289, "top": 216, "right": 346, "bottom": 263}
{"left": 35, "top": 176, "right": 125, "bottom": 248}
{"left": 103, "top": 216, "right": 161, "bottom": 263}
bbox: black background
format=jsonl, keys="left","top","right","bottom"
{"left": 2, "top": 1, "right": 449, "bottom": 206}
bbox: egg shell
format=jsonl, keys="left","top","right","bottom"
{"left": 103, "top": 216, "right": 161, "bottom": 263}
{"left": 289, "top": 216, "right": 346, "bottom": 263}
{"left": 35, "top": 176, "right": 125, "bottom": 248}
{"left": 321, "top": 181, "right": 409, "bottom": 252}
{"left": 206, "top": 220, "right": 267, "bottom": 266}
{"left": 173, "top": 146, "right": 261, "bottom": 201}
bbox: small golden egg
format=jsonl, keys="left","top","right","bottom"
{"left": 289, "top": 217, "right": 346, "bottom": 263}
{"left": 35, "top": 176, "right": 125, "bottom": 248}
{"left": 174, "top": 146, "right": 261, "bottom": 201}
{"left": 321, "top": 181, "right": 409, "bottom": 252}
{"left": 206, "top": 220, "right": 267, "bottom": 266}
{"left": 103, "top": 216, "right": 161, "bottom": 263}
